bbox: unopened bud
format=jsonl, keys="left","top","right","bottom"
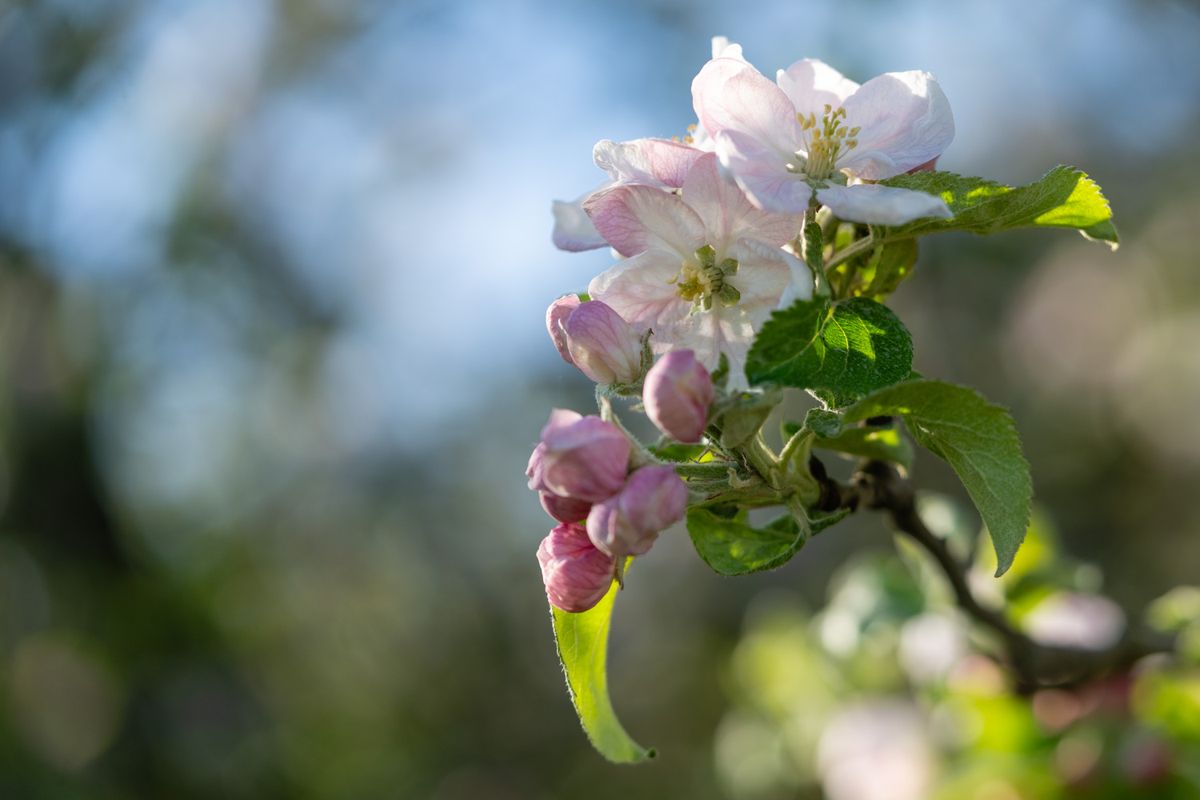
{"left": 562, "top": 301, "right": 643, "bottom": 385}
{"left": 546, "top": 294, "right": 581, "bottom": 364}
{"left": 587, "top": 465, "right": 688, "bottom": 558}
{"left": 526, "top": 409, "right": 630, "bottom": 502}
{"left": 539, "top": 491, "right": 591, "bottom": 524}
{"left": 643, "top": 349, "right": 713, "bottom": 443}
{"left": 537, "top": 523, "right": 617, "bottom": 613}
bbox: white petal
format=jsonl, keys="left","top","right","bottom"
{"left": 691, "top": 57, "right": 801, "bottom": 157}
{"left": 715, "top": 130, "right": 813, "bottom": 214}
{"left": 816, "top": 184, "right": 951, "bottom": 226}
{"left": 588, "top": 249, "right": 688, "bottom": 332}
{"left": 584, "top": 184, "right": 706, "bottom": 258}
{"left": 839, "top": 71, "right": 955, "bottom": 180}
{"left": 726, "top": 237, "right": 809, "bottom": 311}
{"left": 681, "top": 153, "right": 801, "bottom": 249}
{"left": 776, "top": 58, "right": 860, "bottom": 116}
{"left": 710, "top": 36, "right": 745, "bottom": 61}
{"left": 552, "top": 196, "right": 608, "bottom": 251}
{"left": 592, "top": 138, "right": 704, "bottom": 189}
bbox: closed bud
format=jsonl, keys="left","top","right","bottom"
{"left": 527, "top": 409, "right": 630, "bottom": 502}
{"left": 545, "top": 294, "right": 581, "bottom": 364}
{"left": 643, "top": 349, "right": 713, "bottom": 443}
{"left": 562, "top": 301, "right": 643, "bottom": 385}
{"left": 537, "top": 523, "right": 617, "bottom": 613}
{"left": 587, "top": 465, "right": 688, "bottom": 558}
{"left": 539, "top": 491, "right": 591, "bottom": 524}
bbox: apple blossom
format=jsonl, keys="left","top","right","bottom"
{"left": 539, "top": 491, "right": 592, "bottom": 525}
{"left": 537, "top": 523, "right": 617, "bottom": 613}
{"left": 692, "top": 54, "right": 955, "bottom": 224}
{"left": 584, "top": 152, "right": 809, "bottom": 388}
{"left": 643, "top": 349, "right": 713, "bottom": 443}
{"left": 586, "top": 465, "right": 688, "bottom": 558}
{"left": 560, "top": 300, "right": 644, "bottom": 385}
{"left": 526, "top": 409, "right": 630, "bottom": 502}
{"left": 546, "top": 294, "right": 581, "bottom": 364}
{"left": 552, "top": 138, "right": 707, "bottom": 252}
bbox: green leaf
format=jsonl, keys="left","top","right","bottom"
{"left": 746, "top": 297, "right": 914, "bottom": 406}
{"left": 687, "top": 508, "right": 806, "bottom": 576}
{"left": 716, "top": 390, "right": 781, "bottom": 449}
{"left": 842, "top": 380, "right": 1032, "bottom": 575}
{"left": 880, "top": 166, "right": 1119, "bottom": 249}
{"left": 803, "top": 408, "right": 843, "bottom": 438}
{"left": 551, "top": 574, "right": 654, "bottom": 763}
{"left": 817, "top": 426, "right": 914, "bottom": 467}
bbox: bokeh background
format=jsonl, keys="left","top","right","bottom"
{"left": 2, "top": 0, "right": 1200, "bottom": 797}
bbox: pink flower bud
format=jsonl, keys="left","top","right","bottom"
{"left": 643, "top": 349, "right": 713, "bottom": 443}
{"left": 546, "top": 294, "right": 581, "bottom": 364}
{"left": 537, "top": 523, "right": 616, "bottom": 613}
{"left": 587, "top": 465, "right": 688, "bottom": 558}
{"left": 907, "top": 158, "right": 938, "bottom": 174}
{"left": 528, "top": 409, "right": 630, "bottom": 502}
{"left": 539, "top": 491, "right": 591, "bottom": 524}
{"left": 562, "top": 301, "right": 643, "bottom": 385}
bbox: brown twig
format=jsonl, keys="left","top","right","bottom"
{"left": 816, "top": 457, "right": 1175, "bottom": 694}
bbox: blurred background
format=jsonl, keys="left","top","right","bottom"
{"left": 1, "top": 0, "right": 1199, "bottom": 797}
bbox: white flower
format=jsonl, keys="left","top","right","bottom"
{"left": 692, "top": 53, "right": 956, "bottom": 224}
{"left": 584, "top": 153, "right": 809, "bottom": 388}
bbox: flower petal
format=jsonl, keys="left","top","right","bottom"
{"left": 681, "top": 152, "right": 800, "bottom": 249}
{"left": 775, "top": 58, "right": 860, "bottom": 117}
{"left": 588, "top": 249, "right": 689, "bottom": 331}
{"left": 593, "top": 138, "right": 705, "bottom": 189}
{"left": 816, "top": 183, "right": 952, "bottom": 226}
{"left": 710, "top": 36, "right": 745, "bottom": 61}
{"left": 729, "top": 237, "right": 812, "bottom": 310}
{"left": 838, "top": 71, "right": 955, "bottom": 180}
{"left": 552, "top": 195, "right": 608, "bottom": 251}
{"left": 584, "top": 184, "right": 706, "bottom": 258}
{"left": 692, "top": 57, "right": 801, "bottom": 156}
{"left": 715, "top": 130, "right": 813, "bottom": 214}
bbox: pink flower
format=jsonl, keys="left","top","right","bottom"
{"left": 552, "top": 138, "right": 707, "bottom": 252}
{"left": 584, "top": 152, "right": 809, "bottom": 388}
{"left": 526, "top": 409, "right": 630, "bottom": 502}
{"left": 559, "top": 300, "right": 644, "bottom": 385}
{"left": 545, "top": 294, "right": 581, "bottom": 364}
{"left": 587, "top": 465, "right": 688, "bottom": 558}
{"left": 537, "top": 523, "right": 617, "bottom": 613}
{"left": 691, "top": 54, "right": 955, "bottom": 224}
{"left": 643, "top": 349, "right": 713, "bottom": 443}
{"left": 539, "top": 491, "right": 592, "bottom": 524}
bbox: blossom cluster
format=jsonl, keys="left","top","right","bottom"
{"left": 532, "top": 37, "right": 957, "bottom": 612}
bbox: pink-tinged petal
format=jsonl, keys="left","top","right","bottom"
{"left": 681, "top": 152, "right": 800, "bottom": 249}
{"left": 710, "top": 36, "right": 745, "bottom": 61}
{"left": 537, "top": 523, "right": 616, "bottom": 613}
{"left": 816, "top": 184, "right": 951, "bottom": 226}
{"left": 692, "top": 57, "right": 801, "bottom": 156}
{"left": 588, "top": 249, "right": 690, "bottom": 332}
{"left": 728, "top": 237, "right": 811, "bottom": 310}
{"left": 584, "top": 185, "right": 706, "bottom": 258}
{"left": 540, "top": 491, "right": 592, "bottom": 524}
{"left": 839, "top": 71, "right": 955, "bottom": 180}
{"left": 546, "top": 294, "right": 581, "bottom": 363}
{"left": 643, "top": 350, "right": 713, "bottom": 443}
{"left": 552, "top": 196, "right": 608, "bottom": 251}
{"left": 715, "top": 130, "right": 813, "bottom": 214}
{"left": 593, "top": 138, "right": 704, "bottom": 189}
{"left": 776, "top": 58, "right": 860, "bottom": 116}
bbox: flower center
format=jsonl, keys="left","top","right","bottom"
{"left": 671, "top": 245, "right": 740, "bottom": 312}
{"left": 790, "top": 105, "right": 859, "bottom": 181}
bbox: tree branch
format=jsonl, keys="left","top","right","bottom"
{"left": 818, "top": 457, "right": 1175, "bottom": 694}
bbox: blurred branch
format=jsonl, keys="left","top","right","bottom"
{"left": 815, "top": 457, "right": 1176, "bottom": 695}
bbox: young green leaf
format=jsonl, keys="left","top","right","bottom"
{"left": 842, "top": 380, "right": 1032, "bottom": 576}
{"left": 551, "top": 574, "right": 654, "bottom": 763}
{"left": 688, "top": 508, "right": 805, "bottom": 576}
{"left": 880, "top": 166, "right": 1119, "bottom": 249}
{"left": 745, "top": 297, "right": 914, "bottom": 406}
{"left": 816, "top": 426, "right": 914, "bottom": 467}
